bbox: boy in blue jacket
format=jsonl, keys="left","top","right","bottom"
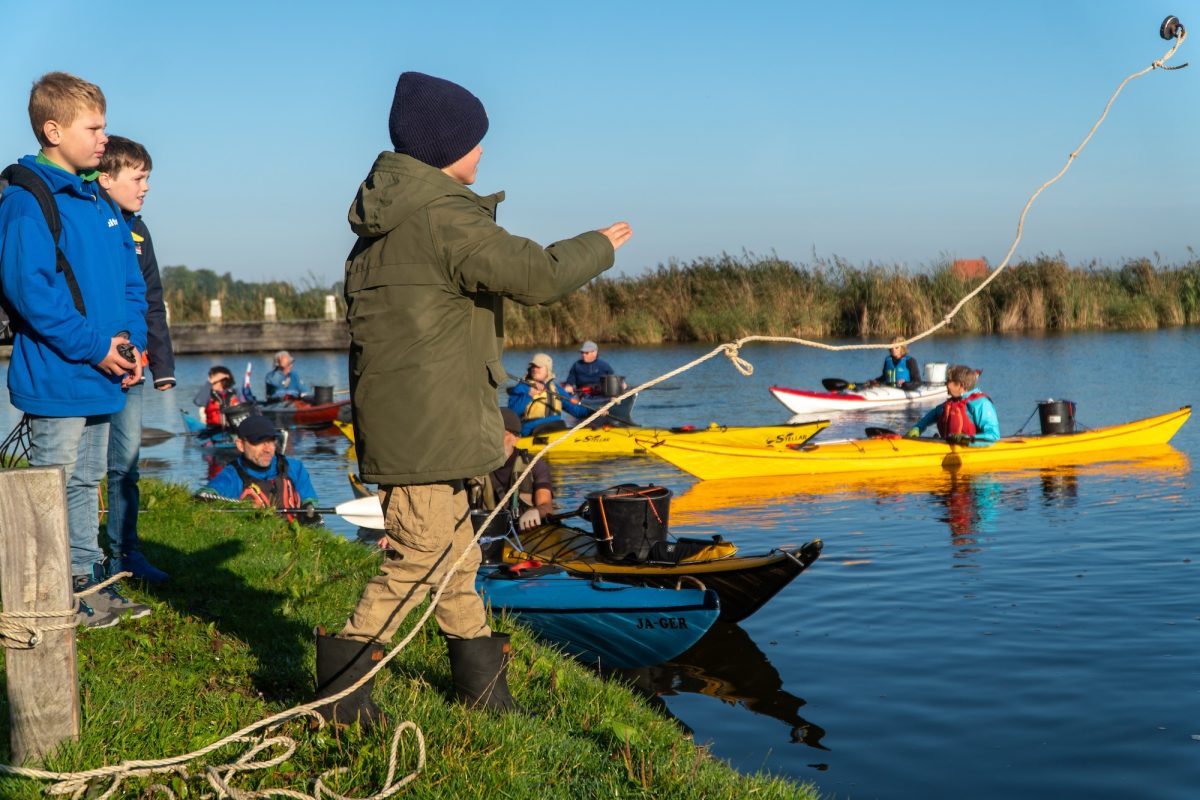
{"left": 0, "top": 72, "right": 151, "bottom": 627}
{"left": 98, "top": 135, "right": 176, "bottom": 584}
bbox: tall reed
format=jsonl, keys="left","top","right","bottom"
{"left": 160, "top": 254, "right": 1200, "bottom": 344}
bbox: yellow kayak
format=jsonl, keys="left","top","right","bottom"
{"left": 643, "top": 406, "right": 1191, "bottom": 481}
{"left": 517, "top": 419, "right": 830, "bottom": 458}
{"left": 670, "top": 445, "right": 1191, "bottom": 525}
{"left": 333, "top": 419, "right": 355, "bottom": 444}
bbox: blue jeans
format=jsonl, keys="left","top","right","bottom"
{"left": 27, "top": 414, "right": 110, "bottom": 577}
{"left": 107, "top": 381, "right": 143, "bottom": 559}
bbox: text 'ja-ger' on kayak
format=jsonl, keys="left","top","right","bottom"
{"left": 641, "top": 406, "right": 1191, "bottom": 481}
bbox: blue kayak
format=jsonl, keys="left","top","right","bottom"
{"left": 179, "top": 410, "right": 236, "bottom": 449}
{"left": 476, "top": 564, "right": 719, "bottom": 669}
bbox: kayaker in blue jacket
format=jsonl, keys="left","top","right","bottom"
{"left": 508, "top": 353, "right": 592, "bottom": 436}
{"left": 907, "top": 364, "right": 999, "bottom": 446}
{"left": 197, "top": 415, "right": 319, "bottom": 522}
{"left": 1, "top": 72, "right": 150, "bottom": 628}
{"left": 265, "top": 350, "right": 310, "bottom": 402}
{"left": 866, "top": 338, "right": 922, "bottom": 388}
{"left": 562, "top": 340, "right": 619, "bottom": 395}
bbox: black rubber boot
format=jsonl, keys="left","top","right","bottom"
{"left": 446, "top": 633, "right": 520, "bottom": 711}
{"left": 314, "top": 628, "right": 385, "bottom": 728}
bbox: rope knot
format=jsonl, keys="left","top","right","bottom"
{"left": 721, "top": 343, "right": 754, "bottom": 376}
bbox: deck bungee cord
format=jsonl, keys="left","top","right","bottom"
{"left": 0, "top": 16, "right": 1188, "bottom": 800}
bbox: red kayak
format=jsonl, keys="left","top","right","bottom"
{"left": 259, "top": 398, "right": 350, "bottom": 428}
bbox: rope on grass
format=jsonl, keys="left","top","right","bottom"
{"left": 0, "top": 21, "right": 1186, "bottom": 800}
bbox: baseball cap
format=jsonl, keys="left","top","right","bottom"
{"left": 580, "top": 340, "right": 598, "bottom": 353}
{"left": 236, "top": 415, "right": 278, "bottom": 444}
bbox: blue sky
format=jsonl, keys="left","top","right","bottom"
{"left": 2, "top": 1, "right": 1195, "bottom": 284}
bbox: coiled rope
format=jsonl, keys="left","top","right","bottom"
{"left": 0, "top": 21, "right": 1186, "bottom": 799}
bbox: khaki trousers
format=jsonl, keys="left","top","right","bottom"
{"left": 339, "top": 480, "right": 490, "bottom": 643}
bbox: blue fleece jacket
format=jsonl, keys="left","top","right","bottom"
{"left": 0, "top": 155, "right": 147, "bottom": 416}
{"left": 203, "top": 455, "right": 318, "bottom": 505}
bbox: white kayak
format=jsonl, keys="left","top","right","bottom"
{"left": 768, "top": 382, "right": 947, "bottom": 414}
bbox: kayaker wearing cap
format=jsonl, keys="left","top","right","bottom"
{"left": 196, "top": 415, "right": 321, "bottom": 521}
{"left": 562, "top": 340, "right": 618, "bottom": 395}
{"left": 906, "top": 364, "right": 999, "bottom": 445}
{"left": 507, "top": 353, "right": 592, "bottom": 437}
{"left": 468, "top": 408, "right": 554, "bottom": 531}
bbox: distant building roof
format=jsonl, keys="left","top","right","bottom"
{"left": 951, "top": 259, "right": 990, "bottom": 279}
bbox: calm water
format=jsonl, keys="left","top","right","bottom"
{"left": 2, "top": 330, "right": 1197, "bottom": 799}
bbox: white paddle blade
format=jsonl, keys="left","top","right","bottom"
{"left": 334, "top": 495, "right": 385, "bottom": 529}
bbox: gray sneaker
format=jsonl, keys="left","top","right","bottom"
{"left": 77, "top": 565, "right": 153, "bottom": 622}
{"left": 73, "top": 591, "right": 119, "bottom": 629}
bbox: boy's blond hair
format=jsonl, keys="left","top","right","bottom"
{"left": 99, "top": 135, "right": 153, "bottom": 176}
{"left": 28, "top": 71, "right": 107, "bottom": 147}
{"left": 946, "top": 364, "right": 978, "bottom": 391}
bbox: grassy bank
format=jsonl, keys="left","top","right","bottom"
{"left": 160, "top": 255, "right": 1200, "bottom": 348}
{"left": 0, "top": 482, "right": 816, "bottom": 799}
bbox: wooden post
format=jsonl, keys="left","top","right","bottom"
{"left": 263, "top": 297, "right": 277, "bottom": 322}
{"left": 208, "top": 299, "right": 223, "bottom": 322}
{"left": 323, "top": 294, "right": 337, "bottom": 321}
{"left": 0, "top": 467, "right": 79, "bottom": 764}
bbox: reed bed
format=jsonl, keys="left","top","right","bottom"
{"left": 160, "top": 255, "right": 1200, "bottom": 345}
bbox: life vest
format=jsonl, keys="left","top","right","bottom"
{"left": 232, "top": 455, "right": 301, "bottom": 516}
{"left": 884, "top": 355, "right": 915, "bottom": 386}
{"left": 205, "top": 389, "right": 239, "bottom": 426}
{"left": 521, "top": 381, "right": 562, "bottom": 422}
{"left": 937, "top": 392, "right": 988, "bottom": 438}
{"left": 468, "top": 449, "right": 535, "bottom": 513}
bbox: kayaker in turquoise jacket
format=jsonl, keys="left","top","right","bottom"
{"left": 907, "top": 364, "right": 999, "bottom": 446}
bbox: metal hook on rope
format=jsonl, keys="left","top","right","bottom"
{"left": 1160, "top": 15, "right": 1185, "bottom": 40}
{"left": 1158, "top": 15, "right": 1189, "bottom": 70}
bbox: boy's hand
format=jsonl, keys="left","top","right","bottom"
{"left": 99, "top": 336, "right": 140, "bottom": 382}
{"left": 598, "top": 222, "right": 633, "bottom": 251}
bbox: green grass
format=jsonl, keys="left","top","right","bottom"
{"left": 0, "top": 481, "right": 817, "bottom": 799}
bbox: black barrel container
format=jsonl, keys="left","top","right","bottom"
{"left": 586, "top": 483, "right": 671, "bottom": 561}
{"left": 311, "top": 385, "right": 334, "bottom": 405}
{"left": 471, "top": 509, "right": 513, "bottom": 564}
{"left": 1038, "top": 399, "right": 1076, "bottom": 435}
{"left": 600, "top": 374, "right": 624, "bottom": 397}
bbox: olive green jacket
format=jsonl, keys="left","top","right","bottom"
{"left": 344, "top": 152, "right": 614, "bottom": 485}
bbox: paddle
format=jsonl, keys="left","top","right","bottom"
{"left": 864, "top": 426, "right": 900, "bottom": 439}
{"left": 140, "top": 427, "right": 175, "bottom": 447}
{"left": 196, "top": 496, "right": 387, "bottom": 529}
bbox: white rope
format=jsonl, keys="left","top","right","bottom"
{"left": 0, "top": 25, "right": 1185, "bottom": 799}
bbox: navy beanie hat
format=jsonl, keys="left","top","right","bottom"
{"left": 389, "top": 72, "right": 489, "bottom": 169}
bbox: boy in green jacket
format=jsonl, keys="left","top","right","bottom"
{"left": 315, "top": 71, "right": 631, "bottom": 726}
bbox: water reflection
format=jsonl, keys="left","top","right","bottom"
{"left": 604, "top": 622, "right": 829, "bottom": 751}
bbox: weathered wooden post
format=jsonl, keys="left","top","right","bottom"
{"left": 208, "top": 299, "right": 223, "bottom": 322}
{"left": 323, "top": 294, "right": 337, "bottom": 321}
{"left": 263, "top": 297, "right": 277, "bottom": 322}
{"left": 0, "top": 467, "right": 80, "bottom": 763}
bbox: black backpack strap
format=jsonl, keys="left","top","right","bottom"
{"left": 0, "top": 163, "right": 87, "bottom": 318}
